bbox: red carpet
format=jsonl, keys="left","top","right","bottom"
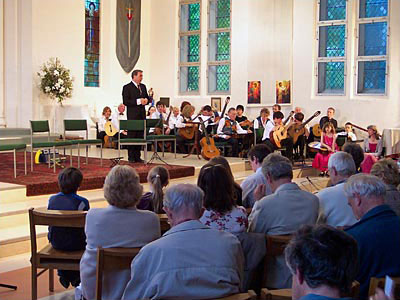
{"left": 0, "top": 152, "right": 195, "bottom": 196}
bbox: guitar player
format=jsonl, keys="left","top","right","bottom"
{"left": 216, "top": 108, "right": 251, "bottom": 157}
{"left": 262, "top": 111, "right": 294, "bottom": 162}
{"left": 292, "top": 112, "right": 309, "bottom": 160}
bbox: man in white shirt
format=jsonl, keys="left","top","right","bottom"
{"left": 216, "top": 107, "right": 251, "bottom": 157}
{"left": 149, "top": 101, "right": 170, "bottom": 135}
{"left": 111, "top": 104, "right": 127, "bottom": 135}
{"left": 316, "top": 151, "right": 358, "bottom": 227}
{"left": 168, "top": 106, "right": 180, "bottom": 132}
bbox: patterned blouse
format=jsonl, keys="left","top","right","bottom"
{"left": 200, "top": 206, "right": 248, "bottom": 235}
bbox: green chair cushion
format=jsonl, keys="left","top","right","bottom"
{"left": 0, "top": 143, "right": 27, "bottom": 151}
{"left": 31, "top": 120, "right": 50, "bottom": 133}
{"left": 64, "top": 120, "right": 88, "bottom": 131}
{"left": 75, "top": 139, "right": 102, "bottom": 144}
{"left": 147, "top": 135, "right": 176, "bottom": 140}
{"left": 32, "top": 141, "right": 73, "bottom": 148}
{"left": 120, "top": 138, "right": 146, "bottom": 143}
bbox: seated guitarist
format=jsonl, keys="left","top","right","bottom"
{"left": 292, "top": 112, "right": 309, "bottom": 160}
{"left": 262, "top": 111, "right": 294, "bottom": 162}
{"left": 98, "top": 106, "right": 112, "bottom": 144}
{"left": 216, "top": 108, "right": 251, "bottom": 157}
{"left": 175, "top": 104, "right": 198, "bottom": 152}
{"left": 199, "top": 105, "right": 216, "bottom": 135}
{"left": 150, "top": 101, "right": 171, "bottom": 135}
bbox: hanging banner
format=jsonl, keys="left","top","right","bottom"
{"left": 116, "top": 0, "right": 141, "bottom": 73}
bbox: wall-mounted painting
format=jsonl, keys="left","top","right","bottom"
{"left": 211, "top": 97, "right": 222, "bottom": 112}
{"left": 248, "top": 81, "right": 261, "bottom": 104}
{"left": 276, "top": 80, "right": 291, "bottom": 104}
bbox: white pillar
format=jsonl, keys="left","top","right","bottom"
{"left": 0, "top": 0, "right": 6, "bottom": 127}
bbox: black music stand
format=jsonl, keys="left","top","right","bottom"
{"left": 0, "top": 283, "right": 17, "bottom": 290}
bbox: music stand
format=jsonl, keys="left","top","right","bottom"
{"left": 0, "top": 283, "right": 17, "bottom": 290}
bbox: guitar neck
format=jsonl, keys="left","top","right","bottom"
{"left": 165, "top": 110, "right": 173, "bottom": 124}
{"left": 220, "top": 97, "right": 230, "bottom": 117}
{"left": 350, "top": 123, "right": 368, "bottom": 133}
{"left": 283, "top": 112, "right": 294, "bottom": 126}
{"left": 301, "top": 112, "right": 320, "bottom": 129}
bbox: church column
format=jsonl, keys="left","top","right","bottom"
{"left": 0, "top": 0, "right": 6, "bottom": 127}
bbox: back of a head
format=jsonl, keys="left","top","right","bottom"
{"left": 343, "top": 143, "right": 364, "bottom": 170}
{"left": 328, "top": 151, "right": 356, "bottom": 177}
{"left": 273, "top": 111, "right": 284, "bottom": 120}
{"left": 209, "top": 156, "right": 234, "bottom": 179}
{"left": 182, "top": 105, "right": 195, "bottom": 118}
{"left": 371, "top": 158, "right": 400, "bottom": 187}
{"left": 344, "top": 173, "right": 386, "bottom": 201}
{"left": 104, "top": 165, "right": 143, "bottom": 209}
{"left": 285, "top": 225, "right": 358, "bottom": 295}
{"left": 248, "top": 144, "right": 273, "bottom": 164}
{"left": 164, "top": 184, "right": 204, "bottom": 217}
{"left": 148, "top": 166, "right": 170, "bottom": 214}
{"left": 262, "top": 153, "right": 293, "bottom": 181}
{"left": 197, "top": 163, "right": 235, "bottom": 214}
{"left": 58, "top": 167, "right": 83, "bottom": 194}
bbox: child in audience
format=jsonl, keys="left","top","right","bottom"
{"left": 47, "top": 167, "right": 89, "bottom": 289}
{"left": 198, "top": 163, "right": 248, "bottom": 234}
{"left": 312, "top": 122, "right": 338, "bottom": 176}
{"left": 137, "top": 166, "right": 169, "bottom": 214}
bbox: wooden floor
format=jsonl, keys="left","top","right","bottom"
{"left": 0, "top": 147, "right": 328, "bottom": 300}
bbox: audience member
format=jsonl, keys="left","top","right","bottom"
{"left": 198, "top": 163, "right": 248, "bottom": 234}
{"left": 343, "top": 143, "right": 364, "bottom": 173}
{"left": 80, "top": 165, "right": 160, "bottom": 300}
{"left": 122, "top": 184, "right": 244, "bottom": 300}
{"left": 285, "top": 225, "right": 358, "bottom": 300}
{"left": 241, "top": 144, "right": 272, "bottom": 208}
{"left": 371, "top": 159, "right": 400, "bottom": 216}
{"left": 210, "top": 156, "right": 243, "bottom": 205}
{"left": 137, "top": 166, "right": 170, "bottom": 213}
{"left": 249, "top": 153, "right": 319, "bottom": 288}
{"left": 344, "top": 174, "right": 400, "bottom": 299}
{"left": 317, "top": 152, "right": 357, "bottom": 227}
{"left": 47, "top": 167, "right": 89, "bottom": 289}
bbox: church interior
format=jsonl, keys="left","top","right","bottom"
{"left": 1, "top": 0, "right": 400, "bottom": 299}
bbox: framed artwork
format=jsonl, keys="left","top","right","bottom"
{"left": 248, "top": 81, "right": 261, "bottom": 104}
{"left": 276, "top": 80, "right": 291, "bottom": 104}
{"left": 211, "top": 97, "right": 222, "bottom": 112}
{"left": 159, "top": 97, "right": 170, "bottom": 107}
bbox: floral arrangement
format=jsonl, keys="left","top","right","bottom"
{"left": 37, "top": 57, "right": 73, "bottom": 105}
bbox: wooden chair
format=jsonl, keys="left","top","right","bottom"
{"left": 158, "top": 213, "right": 171, "bottom": 234}
{"left": 218, "top": 290, "right": 257, "bottom": 300}
{"left": 28, "top": 208, "right": 87, "bottom": 300}
{"left": 95, "top": 247, "right": 142, "bottom": 300}
{"left": 261, "top": 281, "right": 360, "bottom": 300}
{"left": 368, "top": 277, "right": 400, "bottom": 298}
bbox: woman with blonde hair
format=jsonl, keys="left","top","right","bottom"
{"left": 371, "top": 158, "right": 400, "bottom": 216}
{"left": 137, "top": 166, "right": 170, "bottom": 213}
{"left": 361, "top": 125, "right": 384, "bottom": 173}
{"left": 98, "top": 106, "right": 112, "bottom": 143}
{"left": 80, "top": 165, "right": 160, "bottom": 300}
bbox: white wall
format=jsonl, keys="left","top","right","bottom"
{"left": 2, "top": 0, "right": 400, "bottom": 131}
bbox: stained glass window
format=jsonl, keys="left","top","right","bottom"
{"left": 208, "top": 0, "right": 231, "bottom": 94}
{"left": 317, "top": 0, "right": 346, "bottom": 95}
{"left": 179, "top": 1, "right": 200, "bottom": 94}
{"left": 84, "top": 0, "right": 100, "bottom": 87}
{"left": 356, "top": 0, "right": 388, "bottom": 94}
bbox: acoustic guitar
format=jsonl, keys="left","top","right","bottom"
{"left": 199, "top": 117, "right": 220, "bottom": 160}
{"left": 312, "top": 124, "right": 321, "bottom": 137}
{"left": 178, "top": 121, "right": 198, "bottom": 140}
{"left": 105, "top": 121, "right": 118, "bottom": 136}
{"left": 154, "top": 106, "right": 173, "bottom": 135}
{"left": 288, "top": 111, "right": 321, "bottom": 144}
{"left": 348, "top": 122, "right": 382, "bottom": 138}
{"left": 270, "top": 111, "right": 294, "bottom": 148}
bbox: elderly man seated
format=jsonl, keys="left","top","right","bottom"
{"left": 285, "top": 225, "right": 358, "bottom": 300}
{"left": 317, "top": 152, "right": 357, "bottom": 227}
{"left": 344, "top": 174, "right": 400, "bottom": 299}
{"left": 122, "top": 184, "right": 244, "bottom": 300}
{"left": 248, "top": 153, "right": 319, "bottom": 289}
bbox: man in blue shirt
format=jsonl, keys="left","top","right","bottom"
{"left": 48, "top": 167, "right": 90, "bottom": 288}
{"left": 285, "top": 225, "right": 358, "bottom": 300}
{"left": 344, "top": 174, "right": 400, "bottom": 299}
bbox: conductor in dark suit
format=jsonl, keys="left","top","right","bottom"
{"left": 122, "top": 69, "right": 150, "bottom": 163}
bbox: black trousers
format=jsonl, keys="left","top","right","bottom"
{"left": 294, "top": 135, "right": 306, "bottom": 158}
{"left": 216, "top": 137, "right": 239, "bottom": 157}
{"left": 264, "top": 138, "right": 293, "bottom": 161}
{"left": 126, "top": 130, "right": 144, "bottom": 162}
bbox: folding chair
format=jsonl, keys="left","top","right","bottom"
{"left": 118, "top": 120, "right": 148, "bottom": 163}
{"left": 0, "top": 143, "right": 27, "bottom": 177}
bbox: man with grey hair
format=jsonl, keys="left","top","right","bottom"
{"left": 122, "top": 184, "right": 244, "bottom": 300}
{"left": 344, "top": 174, "right": 400, "bottom": 299}
{"left": 248, "top": 153, "right": 319, "bottom": 289}
{"left": 316, "top": 151, "right": 357, "bottom": 227}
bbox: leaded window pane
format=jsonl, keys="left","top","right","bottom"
{"left": 180, "top": 2, "right": 200, "bottom": 32}
{"left": 209, "top": 32, "right": 230, "bottom": 61}
{"left": 358, "top": 22, "right": 387, "bottom": 56}
{"left": 180, "top": 66, "right": 199, "bottom": 92}
{"left": 209, "top": 0, "right": 230, "bottom": 30}
{"left": 359, "top": 0, "right": 388, "bottom": 18}
{"left": 208, "top": 65, "right": 230, "bottom": 93}
{"left": 357, "top": 61, "right": 386, "bottom": 94}
{"left": 319, "top": 0, "right": 346, "bottom": 21}
{"left": 319, "top": 25, "right": 346, "bottom": 57}
{"left": 179, "top": 35, "right": 200, "bottom": 63}
{"left": 318, "top": 62, "right": 345, "bottom": 94}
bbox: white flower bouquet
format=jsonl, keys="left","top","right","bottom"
{"left": 37, "top": 58, "right": 73, "bottom": 105}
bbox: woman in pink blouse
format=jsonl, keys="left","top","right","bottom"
{"left": 312, "top": 122, "right": 339, "bottom": 176}
{"left": 197, "top": 163, "right": 248, "bottom": 234}
{"left": 361, "top": 125, "right": 383, "bottom": 173}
